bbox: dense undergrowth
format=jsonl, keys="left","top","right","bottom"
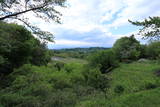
{"left": 1, "top": 60, "right": 160, "bottom": 107}
{"left": 0, "top": 61, "right": 109, "bottom": 107}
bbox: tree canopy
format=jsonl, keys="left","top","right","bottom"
{"left": 0, "top": 0, "right": 66, "bottom": 42}
{"left": 129, "top": 16, "right": 160, "bottom": 40}
{"left": 88, "top": 49, "right": 118, "bottom": 73}
{"left": 0, "top": 21, "right": 51, "bottom": 74}
{"left": 113, "top": 35, "right": 141, "bottom": 62}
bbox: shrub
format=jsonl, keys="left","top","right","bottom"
{"left": 54, "top": 61, "right": 65, "bottom": 71}
{"left": 113, "top": 35, "right": 141, "bottom": 62}
{"left": 139, "top": 45, "right": 148, "bottom": 58}
{"left": 0, "top": 93, "right": 42, "bottom": 107}
{"left": 146, "top": 41, "right": 160, "bottom": 60}
{"left": 145, "top": 82, "right": 157, "bottom": 90}
{"left": 88, "top": 49, "right": 118, "bottom": 73}
{"left": 114, "top": 85, "right": 125, "bottom": 94}
{"left": 44, "top": 89, "right": 77, "bottom": 107}
{"left": 82, "top": 68, "right": 110, "bottom": 92}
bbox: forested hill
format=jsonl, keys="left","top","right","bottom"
{"left": 54, "top": 47, "right": 110, "bottom": 53}
{"left": 52, "top": 47, "right": 110, "bottom": 58}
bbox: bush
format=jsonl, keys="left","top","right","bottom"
{"left": 82, "top": 68, "right": 110, "bottom": 92}
{"left": 145, "top": 82, "right": 157, "bottom": 90}
{"left": 88, "top": 49, "right": 118, "bottom": 73}
{"left": 114, "top": 85, "right": 125, "bottom": 94}
{"left": 0, "top": 92, "right": 43, "bottom": 107}
{"left": 113, "top": 35, "right": 141, "bottom": 62}
{"left": 139, "top": 45, "right": 148, "bottom": 58}
{"left": 146, "top": 41, "right": 160, "bottom": 60}
{"left": 44, "top": 89, "right": 77, "bottom": 107}
{"left": 53, "top": 61, "right": 65, "bottom": 71}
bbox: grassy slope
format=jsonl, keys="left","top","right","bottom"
{"left": 107, "top": 61, "right": 160, "bottom": 106}
{"left": 77, "top": 61, "right": 160, "bottom": 107}
{"left": 108, "top": 61, "right": 160, "bottom": 97}
{"left": 106, "top": 87, "right": 160, "bottom": 107}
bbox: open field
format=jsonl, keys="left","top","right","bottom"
{"left": 52, "top": 56, "right": 88, "bottom": 64}
{"left": 76, "top": 61, "right": 160, "bottom": 107}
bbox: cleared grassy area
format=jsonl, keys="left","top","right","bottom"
{"left": 106, "top": 87, "right": 160, "bottom": 107}
{"left": 76, "top": 88, "right": 160, "bottom": 107}
{"left": 52, "top": 57, "right": 88, "bottom": 64}
{"left": 108, "top": 61, "right": 160, "bottom": 98}
{"left": 76, "top": 61, "right": 160, "bottom": 107}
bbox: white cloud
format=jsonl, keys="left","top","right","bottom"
{"left": 54, "top": 39, "right": 97, "bottom": 46}
{"left": 48, "top": 39, "right": 101, "bottom": 48}
{"left": 11, "top": 0, "right": 160, "bottom": 48}
{"left": 109, "top": 0, "right": 160, "bottom": 28}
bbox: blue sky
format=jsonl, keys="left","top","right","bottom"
{"left": 34, "top": 0, "right": 160, "bottom": 49}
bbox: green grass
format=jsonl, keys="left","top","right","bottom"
{"left": 76, "top": 88, "right": 160, "bottom": 107}
{"left": 76, "top": 61, "right": 160, "bottom": 107}
{"left": 59, "top": 57, "right": 88, "bottom": 64}
{"left": 106, "top": 87, "right": 160, "bottom": 107}
{"left": 108, "top": 61, "right": 160, "bottom": 98}
{"left": 52, "top": 57, "right": 88, "bottom": 64}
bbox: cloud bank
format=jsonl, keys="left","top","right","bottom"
{"left": 33, "top": 0, "right": 160, "bottom": 49}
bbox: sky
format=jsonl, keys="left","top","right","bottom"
{"left": 33, "top": 0, "right": 160, "bottom": 49}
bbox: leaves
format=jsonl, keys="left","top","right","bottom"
{"left": 129, "top": 16, "right": 160, "bottom": 40}
{"left": 0, "top": 0, "right": 66, "bottom": 42}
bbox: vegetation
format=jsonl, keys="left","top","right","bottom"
{"left": 0, "top": 22, "right": 51, "bottom": 75}
{"left": 0, "top": 15, "right": 160, "bottom": 107}
{"left": 0, "top": 63, "right": 110, "bottom": 107}
{"left": 129, "top": 16, "right": 160, "bottom": 40}
{"left": 0, "top": 0, "right": 66, "bottom": 42}
{"left": 53, "top": 47, "right": 109, "bottom": 59}
{"left": 146, "top": 41, "right": 160, "bottom": 59}
{"left": 113, "top": 35, "right": 141, "bottom": 62}
{"left": 75, "top": 61, "right": 160, "bottom": 107}
{"left": 88, "top": 49, "right": 118, "bottom": 73}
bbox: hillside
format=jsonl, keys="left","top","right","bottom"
{"left": 77, "top": 61, "right": 160, "bottom": 107}
{"left": 52, "top": 47, "right": 110, "bottom": 58}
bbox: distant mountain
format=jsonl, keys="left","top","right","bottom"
{"left": 52, "top": 47, "right": 110, "bottom": 53}
{"left": 51, "top": 47, "right": 111, "bottom": 58}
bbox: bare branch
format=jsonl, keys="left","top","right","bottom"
{"left": 0, "top": 3, "right": 47, "bottom": 20}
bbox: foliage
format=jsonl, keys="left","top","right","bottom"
{"left": 145, "top": 82, "right": 157, "bottom": 90}
{"left": 75, "top": 61, "right": 160, "bottom": 107}
{"left": 1, "top": 18, "right": 160, "bottom": 106}
{"left": 0, "top": 61, "right": 110, "bottom": 107}
{"left": 108, "top": 61, "right": 160, "bottom": 97}
{"left": 0, "top": 22, "right": 51, "bottom": 74}
{"left": 129, "top": 16, "right": 160, "bottom": 40}
{"left": 82, "top": 68, "right": 110, "bottom": 92}
{"left": 53, "top": 47, "right": 108, "bottom": 59}
{"left": 139, "top": 44, "right": 148, "bottom": 58}
{"left": 0, "top": 0, "right": 66, "bottom": 42}
{"left": 88, "top": 49, "right": 119, "bottom": 73}
{"left": 146, "top": 41, "right": 160, "bottom": 59}
{"left": 113, "top": 35, "right": 141, "bottom": 62}
{"left": 114, "top": 85, "right": 125, "bottom": 94}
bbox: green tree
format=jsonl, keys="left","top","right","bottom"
{"left": 0, "top": 0, "right": 66, "bottom": 42}
{"left": 88, "top": 49, "right": 118, "bottom": 73}
{"left": 0, "top": 22, "right": 51, "bottom": 74}
{"left": 146, "top": 41, "right": 160, "bottom": 59}
{"left": 129, "top": 16, "right": 160, "bottom": 40}
{"left": 113, "top": 35, "right": 141, "bottom": 62}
